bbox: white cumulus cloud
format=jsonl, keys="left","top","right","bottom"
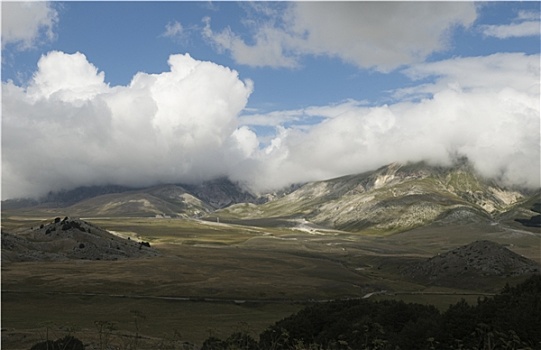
{"left": 27, "top": 51, "right": 109, "bottom": 102}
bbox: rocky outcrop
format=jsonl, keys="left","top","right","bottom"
{"left": 1, "top": 217, "right": 158, "bottom": 262}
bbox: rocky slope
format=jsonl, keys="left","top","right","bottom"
{"left": 216, "top": 161, "right": 535, "bottom": 233}
{"left": 1, "top": 217, "right": 158, "bottom": 262}
{"left": 403, "top": 240, "right": 540, "bottom": 285}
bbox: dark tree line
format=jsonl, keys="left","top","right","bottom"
{"left": 203, "top": 275, "right": 541, "bottom": 350}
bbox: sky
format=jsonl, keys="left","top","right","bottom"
{"left": 1, "top": 1, "right": 540, "bottom": 200}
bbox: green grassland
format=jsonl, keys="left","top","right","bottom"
{"left": 2, "top": 215, "right": 539, "bottom": 349}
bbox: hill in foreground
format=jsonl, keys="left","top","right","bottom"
{"left": 1, "top": 217, "right": 158, "bottom": 262}
{"left": 403, "top": 240, "right": 540, "bottom": 286}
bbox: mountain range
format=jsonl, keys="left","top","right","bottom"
{"left": 2, "top": 161, "right": 539, "bottom": 234}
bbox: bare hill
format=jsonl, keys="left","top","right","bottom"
{"left": 1, "top": 217, "right": 158, "bottom": 262}
{"left": 404, "top": 240, "right": 540, "bottom": 285}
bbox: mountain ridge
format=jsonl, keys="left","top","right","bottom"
{"left": 215, "top": 161, "right": 538, "bottom": 233}
{"left": 2, "top": 161, "right": 539, "bottom": 234}
{"left": 1, "top": 177, "right": 260, "bottom": 217}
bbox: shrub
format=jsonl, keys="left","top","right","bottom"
{"left": 30, "top": 335, "right": 84, "bottom": 350}
{"left": 139, "top": 241, "right": 151, "bottom": 249}
{"left": 201, "top": 336, "right": 227, "bottom": 350}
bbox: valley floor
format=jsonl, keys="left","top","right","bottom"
{"left": 1, "top": 216, "right": 539, "bottom": 349}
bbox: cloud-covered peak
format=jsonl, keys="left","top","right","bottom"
{"left": 2, "top": 50, "right": 539, "bottom": 200}
{"left": 232, "top": 53, "right": 540, "bottom": 192}
{"left": 2, "top": 52, "right": 255, "bottom": 199}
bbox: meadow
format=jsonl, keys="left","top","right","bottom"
{"left": 2, "top": 215, "right": 538, "bottom": 349}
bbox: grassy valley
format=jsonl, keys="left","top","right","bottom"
{"left": 1, "top": 162, "right": 540, "bottom": 349}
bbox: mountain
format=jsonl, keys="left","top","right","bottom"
{"left": 2, "top": 162, "right": 538, "bottom": 232}
{"left": 403, "top": 240, "right": 540, "bottom": 286}
{"left": 1, "top": 185, "right": 135, "bottom": 210}
{"left": 60, "top": 185, "right": 213, "bottom": 218}
{"left": 1, "top": 217, "right": 158, "bottom": 262}
{"left": 215, "top": 161, "right": 537, "bottom": 233}
{"left": 182, "top": 178, "right": 258, "bottom": 209}
{"left": 2, "top": 178, "right": 258, "bottom": 218}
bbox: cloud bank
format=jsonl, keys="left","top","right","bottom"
{"left": 233, "top": 53, "right": 540, "bottom": 192}
{"left": 2, "top": 51, "right": 540, "bottom": 199}
{"left": 203, "top": 2, "right": 477, "bottom": 71}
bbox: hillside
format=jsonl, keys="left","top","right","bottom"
{"left": 1, "top": 217, "right": 158, "bottom": 262}
{"left": 216, "top": 161, "right": 535, "bottom": 233}
{"left": 403, "top": 240, "right": 540, "bottom": 286}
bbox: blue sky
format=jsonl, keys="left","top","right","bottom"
{"left": 1, "top": 1, "right": 540, "bottom": 199}
{"left": 3, "top": 2, "right": 538, "bottom": 110}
